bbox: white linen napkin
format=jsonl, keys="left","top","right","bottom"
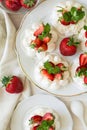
{"left": 0, "top": 8, "right": 31, "bottom": 130}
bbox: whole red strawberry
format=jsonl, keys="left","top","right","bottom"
{"left": 30, "top": 115, "right": 42, "bottom": 124}
{"left": 1, "top": 76, "right": 23, "bottom": 94}
{"left": 60, "top": 37, "right": 80, "bottom": 56}
{"left": 20, "top": 0, "right": 37, "bottom": 9}
{"left": 5, "top": 0, "right": 21, "bottom": 11}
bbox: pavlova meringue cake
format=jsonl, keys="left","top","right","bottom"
{"left": 78, "top": 25, "right": 87, "bottom": 51}
{"left": 51, "top": 0, "right": 86, "bottom": 36}
{"left": 21, "top": 22, "right": 58, "bottom": 59}
{"left": 24, "top": 106, "right": 60, "bottom": 130}
{"left": 71, "top": 52, "right": 87, "bottom": 89}
{"left": 34, "top": 53, "right": 70, "bottom": 90}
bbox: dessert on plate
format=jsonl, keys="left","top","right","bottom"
{"left": 51, "top": 0, "right": 86, "bottom": 36}
{"left": 78, "top": 25, "right": 87, "bottom": 51}
{"left": 24, "top": 106, "right": 60, "bottom": 130}
{"left": 34, "top": 53, "right": 70, "bottom": 90}
{"left": 21, "top": 22, "right": 58, "bottom": 59}
{"left": 71, "top": 52, "right": 87, "bottom": 89}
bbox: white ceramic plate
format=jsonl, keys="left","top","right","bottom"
{"left": 11, "top": 94, "right": 73, "bottom": 130}
{"left": 16, "top": 0, "right": 87, "bottom": 96}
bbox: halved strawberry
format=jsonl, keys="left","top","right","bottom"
{"left": 85, "top": 40, "right": 87, "bottom": 47}
{"left": 85, "top": 31, "right": 87, "bottom": 38}
{"left": 55, "top": 73, "right": 63, "bottom": 80}
{"left": 42, "top": 113, "right": 55, "bottom": 121}
{"left": 34, "top": 38, "right": 42, "bottom": 47}
{"left": 34, "top": 24, "right": 44, "bottom": 37}
{"left": 84, "top": 76, "right": 87, "bottom": 84}
{"left": 60, "top": 19, "right": 70, "bottom": 26}
{"left": 38, "top": 43, "right": 48, "bottom": 52}
{"left": 30, "top": 115, "right": 42, "bottom": 124}
{"left": 41, "top": 69, "right": 54, "bottom": 81}
{"left": 43, "top": 36, "right": 51, "bottom": 44}
{"left": 79, "top": 53, "right": 87, "bottom": 66}
{"left": 32, "top": 125, "right": 39, "bottom": 130}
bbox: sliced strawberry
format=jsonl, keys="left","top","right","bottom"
{"left": 34, "top": 24, "right": 44, "bottom": 37}
{"left": 30, "top": 115, "right": 42, "bottom": 124}
{"left": 85, "top": 31, "right": 87, "bottom": 38}
{"left": 84, "top": 76, "right": 87, "bottom": 84}
{"left": 42, "top": 113, "right": 55, "bottom": 121}
{"left": 85, "top": 40, "right": 87, "bottom": 47}
{"left": 32, "top": 125, "right": 39, "bottom": 130}
{"left": 60, "top": 19, "right": 70, "bottom": 26}
{"left": 55, "top": 73, "right": 63, "bottom": 80}
{"left": 49, "top": 126, "right": 55, "bottom": 130}
{"left": 34, "top": 38, "right": 42, "bottom": 47}
{"left": 43, "top": 36, "right": 51, "bottom": 44}
{"left": 41, "top": 69, "right": 54, "bottom": 81}
{"left": 38, "top": 43, "right": 48, "bottom": 52}
{"left": 79, "top": 53, "right": 87, "bottom": 66}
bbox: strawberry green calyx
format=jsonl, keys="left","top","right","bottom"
{"left": 24, "top": 0, "right": 35, "bottom": 7}
{"left": 84, "top": 25, "right": 87, "bottom": 31}
{"left": 68, "top": 37, "right": 80, "bottom": 46}
{"left": 1, "top": 76, "right": 12, "bottom": 87}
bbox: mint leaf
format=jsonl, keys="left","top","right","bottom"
{"left": 38, "top": 23, "right": 52, "bottom": 40}
{"left": 84, "top": 25, "right": 87, "bottom": 31}
{"left": 63, "top": 12, "right": 72, "bottom": 22}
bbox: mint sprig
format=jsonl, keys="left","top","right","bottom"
{"left": 44, "top": 61, "right": 61, "bottom": 74}
{"left": 58, "top": 6, "right": 85, "bottom": 23}
{"left": 37, "top": 120, "right": 54, "bottom": 130}
{"left": 38, "top": 23, "right": 52, "bottom": 40}
{"left": 76, "top": 67, "right": 87, "bottom": 77}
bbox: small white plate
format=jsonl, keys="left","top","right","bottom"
{"left": 16, "top": 0, "right": 87, "bottom": 96}
{"left": 11, "top": 94, "right": 73, "bottom": 130}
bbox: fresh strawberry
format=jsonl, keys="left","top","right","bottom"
{"left": 85, "top": 40, "right": 87, "bottom": 47}
{"left": 20, "top": 0, "right": 37, "bottom": 9}
{"left": 43, "top": 36, "right": 51, "bottom": 44}
{"left": 85, "top": 31, "right": 87, "bottom": 38}
{"left": 42, "top": 113, "right": 55, "bottom": 121}
{"left": 1, "top": 76, "right": 23, "bottom": 94}
{"left": 84, "top": 76, "right": 87, "bottom": 84}
{"left": 34, "top": 24, "right": 44, "bottom": 37}
{"left": 32, "top": 125, "right": 39, "bottom": 130}
{"left": 49, "top": 126, "right": 55, "bottom": 130}
{"left": 59, "top": 37, "right": 79, "bottom": 56}
{"left": 5, "top": 0, "right": 21, "bottom": 11}
{"left": 30, "top": 115, "right": 42, "bottom": 124}
{"left": 60, "top": 19, "right": 70, "bottom": 26}
{"left": 79, "top": 53, "right": 87, "bottom": 66}
{"left": 38, "top": 43, "right": 48, "bottom": 52}
{"left": 55, "top": 73, "right": 63, "bottom": 80}
{"left": 41, "top": 69, "right": 54, "bottom": 81}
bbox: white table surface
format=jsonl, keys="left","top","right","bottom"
{"left": 8, "top": 9, "right": 87, "bottom": 130}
